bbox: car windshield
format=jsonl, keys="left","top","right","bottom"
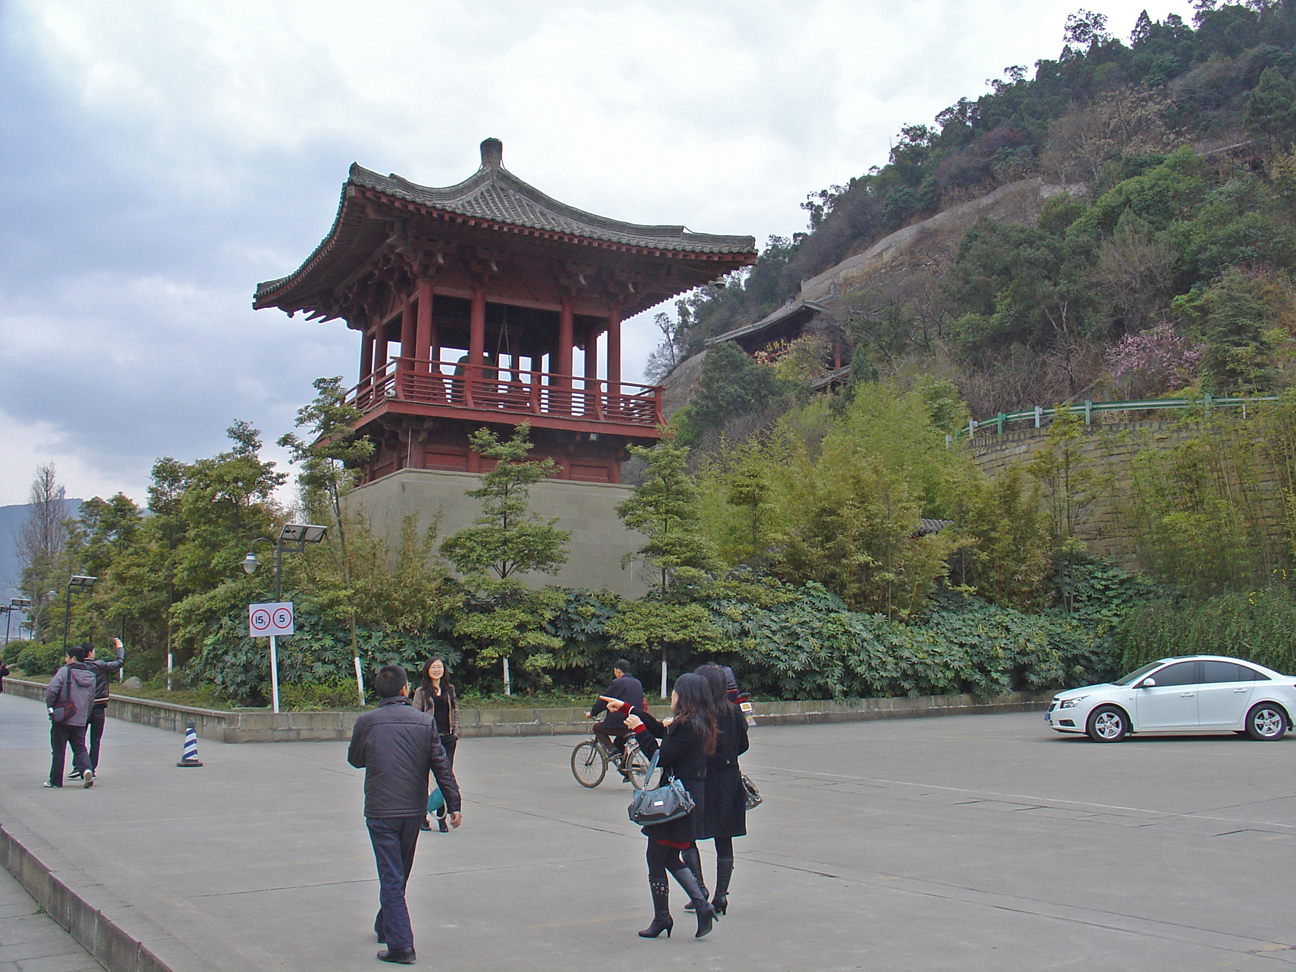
{"left": 1112, "top": 662, "right": 1164, "bottom": 686}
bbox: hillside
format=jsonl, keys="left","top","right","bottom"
{"left": 657, "top": 2, "right": 1296, "bottom": 430}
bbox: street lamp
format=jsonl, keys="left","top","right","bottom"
{"left": 241, "top": 523, "right": 327, "bottom": 712}
{"left": 242, "top": 523, "right": 328, "bottom": 601}
{"left": 6, "top": 596, "right": 32, "bottom": 647}
{"left": 62, "top": 576, "right": 96, "bottom": 652}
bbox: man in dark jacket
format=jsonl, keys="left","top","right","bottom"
{"left": 348, "top": 665, "right": 462, "bottom": 965}
{"left": 44, "top": 644, "right": 97, "bottom": 788}
{"left": 587, "top": 659, "right": 644, "bottom": 765}
{"left": 69, "top": 638, "right": 124, "bottom": 777}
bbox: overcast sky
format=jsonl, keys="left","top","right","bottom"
{"left": 0, "top": 0, "right": 1191, "bottom": 509}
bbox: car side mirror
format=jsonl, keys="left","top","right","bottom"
{"left": 1139, "top": 677, "right": 1156, "bottom": 688}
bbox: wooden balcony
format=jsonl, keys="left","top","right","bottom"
{"left": 346, "top": 357, "right": 665, "bottom": 436}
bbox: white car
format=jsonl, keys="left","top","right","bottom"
{"left": 1045, "top": 655, "right": 1296, "bottom": 742}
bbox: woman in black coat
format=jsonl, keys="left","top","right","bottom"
{"left": 618, "top": 672, "right": 719, "bottom": 939}
{"left": 685, "top": 663, "right": 750, "bottom": 915}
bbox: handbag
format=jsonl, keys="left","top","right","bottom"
{"left": 741, "top": 773, "right": 762, "bottom": 811}
{"left": 427, "top": 786, "right": 445, "bottom": 814}
{"left": 627, "top": 751, "right": 695, "bottom": 827}
{"left": 49, "top": 669, "right": 77, "bottom": 724}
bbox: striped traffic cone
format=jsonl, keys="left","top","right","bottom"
{"left": 176, "top": 720, "right": 203, "bottom": 767}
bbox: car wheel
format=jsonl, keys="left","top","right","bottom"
{"left": 1245, "top": 703, "right": 1288, "bottom": 741}
{"left": 1087, "top": 705, "right": 1129, "bottom": 743}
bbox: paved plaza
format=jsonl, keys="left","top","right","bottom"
{"left": 2, "top": 690, "right": 1295, "bottom": 972}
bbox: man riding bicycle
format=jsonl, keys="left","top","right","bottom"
{"left": 587, "top": 659, "right": 644, "bottom": 768}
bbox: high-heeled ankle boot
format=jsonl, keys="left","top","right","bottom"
{"left": 638, "top": 880, "right": 673, "bottom": 938}
{"left": 671, "top": 867, "right": 716, "bottom": 938}
{"left": 712, "top": 857, "right": 734, "bottom": 915}
{"left": 682, "top": 845, "right": 708, "bottom": 911}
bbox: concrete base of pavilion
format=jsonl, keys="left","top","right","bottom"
{"left": 344, "top": 467, "right": 652, "bottom": 597}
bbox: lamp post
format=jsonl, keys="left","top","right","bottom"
{"left": 62, "top": 576, "right": 96, "bottom": 652}
{"left": 6, "top": 597, "right": 32, "bottom": 647}
{"left": 242, "top": 523, "right": 327, "bottom": 713}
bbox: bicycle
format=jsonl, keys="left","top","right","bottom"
{"left": 571, "top": 723, "right": 650, "bottom": 788}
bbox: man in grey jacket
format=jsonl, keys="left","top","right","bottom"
{"left": 44, "top": 644, "right": 97, "bottom": 788}
{"left": 348, "top": 665, "right": 462, "bottom": 965}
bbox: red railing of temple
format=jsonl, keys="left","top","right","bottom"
{"left": 346, "top": 357, "right": 665, "bottom": 429}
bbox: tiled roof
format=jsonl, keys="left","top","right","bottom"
{"left": 348, "top": 139, "right": 754, "bottom": 255}
{"left": 255, "top": 139, "right": 755, "bottom": 310}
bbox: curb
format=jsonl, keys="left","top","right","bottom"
{"left": 1, "top": 678, "right": 1051, "bottom": 742}
{"left": 0, "top": 823, "right": 174, "bottom": 972}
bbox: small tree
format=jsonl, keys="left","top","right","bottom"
{"left": 616, "top": 434, "right": 723, "bottom": 696}
{"left": 279, "top": 376, "right": 375, "bottom": 704}
{"left": 439, "top": 424, "right": 571, "bottom": 694}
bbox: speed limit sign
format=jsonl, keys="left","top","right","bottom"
{"left": 249, "top": 602, "right": 294, "bottom": 636}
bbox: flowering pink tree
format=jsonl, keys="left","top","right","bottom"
{"left": 1105, "top": 322, "right": 1203, "bottom": 398}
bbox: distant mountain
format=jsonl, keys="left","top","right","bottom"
{"left": 0, "top": 500, "right": 84, "bottom": 609}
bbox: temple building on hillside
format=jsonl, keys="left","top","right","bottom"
{"left": 255, "top": 138, "right": 756, "bottom": 485}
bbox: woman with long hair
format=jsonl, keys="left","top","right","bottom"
{"left": 412, "top": 656, "right": 459, "bottom": 832}
{"left": 683, "top": 663, "right": 750, "bottom": 915}
{"left": 616, "top": 672, "right": 720, "bottom": 939}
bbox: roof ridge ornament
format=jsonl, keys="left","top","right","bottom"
{"left": 480, "top": 137, "right": 503, "bottom": 169}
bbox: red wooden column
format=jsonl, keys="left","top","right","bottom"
{"left": 606, "top": 307, "right": 622, "bottom": 414}
{"left": 358, "top": 329, "right": 375, "bottom": 408}
{"left": 416, "top": 281, "right": 434, "bottom": 373}
{"left": 374, "top": 327, "right": 388, "bottom": 389}
{"left": 467, "top": 287, "right": 486, "bottom": 408}
{"left": 557, "top": 296, "right": 574, "bottom": 414}
{"left": 398, "top": 298, "right": 416, "bottom": 398}
{"left": 584, "top": 323, "right": 602, "bottom": 419}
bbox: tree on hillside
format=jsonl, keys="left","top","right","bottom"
{"left": 440, "top": 424, "right": 570, "bottom": 694}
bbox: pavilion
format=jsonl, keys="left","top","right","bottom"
{"left": 255, "top": 138, "right": 756, "bottom": 485}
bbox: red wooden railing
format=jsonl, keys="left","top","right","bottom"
{"left": 346, "top": 357, "right": 664, "bottom": 428}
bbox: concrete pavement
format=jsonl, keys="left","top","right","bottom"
{"left": 0, "top": 862, "right": 105, "bottom": 972}
{"left": 2, "top": 690, "right": 1295, "bottom": 971}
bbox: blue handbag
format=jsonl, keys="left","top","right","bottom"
{"left": 627, "top": 751, "right": 695, "bottom": 826}
{"left": 427, "top": 786, "right": 445, "bottom": 814}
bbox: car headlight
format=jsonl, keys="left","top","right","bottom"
{"left": 1058, "top": 696, "right": 1088, "bottom": 709}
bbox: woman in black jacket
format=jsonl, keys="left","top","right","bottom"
{"left": 412, "top": 657, "right": 459, "bottom": 832}
{"left": 684, "top": 663, "right": 750, "bottom": 915}
{"left": 620, "top": 672, "right": 719, "bottom": 939}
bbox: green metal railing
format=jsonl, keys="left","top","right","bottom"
{"left": 951, "top": 393, "right": 1282, "bottom": 443}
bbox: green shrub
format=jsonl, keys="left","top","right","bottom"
{"left": 278, "top": 678, "right": 368, "bottom": 711}
{"left": 1113, "top": 584, "right": 1296, "bottom": 675}
{"left": 3, "top": 639, "right": 32, "bottom": 666}
{"left": 15, "top": 643, "right": 66, "bottom": 678}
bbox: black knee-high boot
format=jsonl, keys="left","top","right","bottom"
{"left": 638, "top": 879, "right": 673, "bottom": 938}
{"left": 712, "top": 857, "right": 734, "bottom": 915}
{"left": 682, "top": 845, "right": 709, "bottom": 911}
{"left": 670, "top": 866, "right": 716, "bottom": 938}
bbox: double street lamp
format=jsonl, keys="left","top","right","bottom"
{"left": 63, "top": 576, "right": 96, "bottom": 652}
{"left": 3, "top": 596, "right": 32, "bottom": 647}
{"left": 242, "top": 523, "right": 328, "bottom": 712}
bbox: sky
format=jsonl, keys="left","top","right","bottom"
{"left": 0, "top": 0, "right": 1193, "bottom": 510}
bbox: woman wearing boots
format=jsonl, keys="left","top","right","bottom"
{"left": 618, "top": 673, "right": 719, "bottom": 939}
{"left": 412, "top": 657, "right": 459, "bottom": 832}
{"left": 684, "top": 663, "right": 749, "bottom": 916}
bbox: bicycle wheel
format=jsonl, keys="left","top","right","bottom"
{"left": 571, "top": 740, "right": 608, "bottom": 787}
{"left": 623, "top": 740, "right": 650, "bottom": 789}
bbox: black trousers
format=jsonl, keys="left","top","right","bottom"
{"left": 88, "top": 704, "right": 107, "bottom": 770}
{"left": 367, "top": 815, "right": 421, "bottom": 951}
{"left": 49, "top": 722, "right": 90, "bottom": 786}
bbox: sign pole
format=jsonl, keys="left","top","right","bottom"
{"left": 269, "top": 634, "right": 280, "bottom": 713}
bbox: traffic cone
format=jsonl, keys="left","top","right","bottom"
{"left": 176, "top": 721, "right": 203, "bottom": 767}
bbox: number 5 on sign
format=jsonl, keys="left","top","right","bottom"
{"left": 249, "top": 602, "right": 294, "bottom": 636}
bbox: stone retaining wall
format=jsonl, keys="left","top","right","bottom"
{"left": 3, "top": 678, "right": 1049, "bottom": 742}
